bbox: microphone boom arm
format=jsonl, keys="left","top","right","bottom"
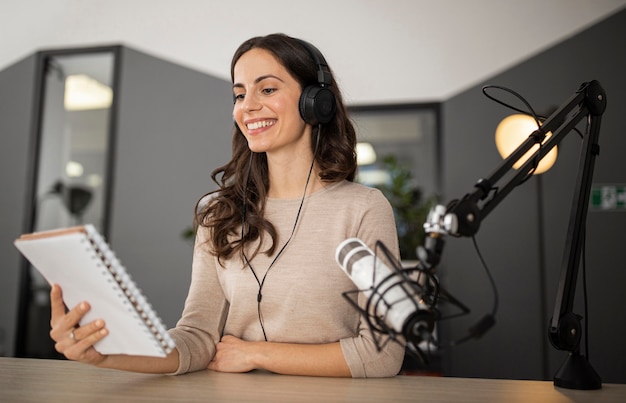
{"left": 422, "top": 80, "right": 606, "bottom": 389}
{"left": 445, "top": 81, "right": 605, "bottom": 238}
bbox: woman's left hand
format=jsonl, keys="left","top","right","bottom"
{"left": 207, "top": 335, "right": 259, "bottom": 373}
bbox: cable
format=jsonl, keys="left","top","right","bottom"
{"left": 582, "top": 225, "right": 589, "bottom": 359}
{"left": 471, "top": 236, "right": 499, "bottom": 318}
{"left": 241, "top": 125, "right": 322, "bottom": 341}
{"left": 482, "top": 85, "right": 542, "bottom": 126}
{"left": 431, "top": 236, "right": 498, "bottom": 349}
{"left": 581, "top": 119, "right": 594, "bottom": 361}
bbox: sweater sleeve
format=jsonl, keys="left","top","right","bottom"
{"left": 339, "top": 187, "right": 406, "bottom": 378}
{"left": 167, "top": 226, "right": 228, "bottom": 375}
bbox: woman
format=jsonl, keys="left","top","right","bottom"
{"left": 49, "top": 33, "right": 404, "bottom": 377}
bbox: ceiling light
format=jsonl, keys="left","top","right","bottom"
{"left": 64, "top": 74, "right": 113, "bottom": 111}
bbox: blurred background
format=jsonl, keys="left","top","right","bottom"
{"left": 1, "top": 0, "right": 625, "bottom": 384}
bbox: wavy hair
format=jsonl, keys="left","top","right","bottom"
{"left": 196, "top": 33, "right": 357, "bottom": 265}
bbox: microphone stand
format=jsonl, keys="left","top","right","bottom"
{"left": 421, "top": 80, "right": 606, "bottom": 390}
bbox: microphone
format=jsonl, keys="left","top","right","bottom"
{"left": 335, "top": 238, "right": 436, "bottom": 351}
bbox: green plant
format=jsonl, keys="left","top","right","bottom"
{"left": 181, "top": 227, "right": 195, "bottom": 241}
{"left": 375, "top": 155, "right": 436, "bottom": 260}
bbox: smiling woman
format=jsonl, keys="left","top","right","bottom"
{"left": 47, "top": 33, "right": 405, "bottom": 379}
{"left": 232, "top": 48, "right": 308, "bottom": 159}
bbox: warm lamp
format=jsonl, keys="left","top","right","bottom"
{"left": 495, "top": 114, "right": 557, "bottom": 174}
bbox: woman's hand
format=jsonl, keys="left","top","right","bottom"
{"left": 49, "top": 284, "right": 109, "bottom": 365}
{"left": 207, "top": 335, "right": 259, "bottom": 373}
{"left": 207, "top": 335, "right": 351, "bottom": 377}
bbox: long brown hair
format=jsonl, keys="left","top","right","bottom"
{"left": 196, "top": 33, "right": 357, "bottom": 265}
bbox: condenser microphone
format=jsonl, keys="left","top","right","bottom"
{"left": 335, "top": 238, "right": 435, "bottom": 347}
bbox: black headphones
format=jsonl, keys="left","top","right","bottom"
{"left": 295, "top": 39, "right": 337, "bottom": 126}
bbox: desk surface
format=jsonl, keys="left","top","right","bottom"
{"left": 1, "top": 357, "right": 625, "bottom": 402}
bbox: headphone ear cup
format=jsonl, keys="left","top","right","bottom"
{"left": 299, "top": 85, "right": 336, "bottom": 126}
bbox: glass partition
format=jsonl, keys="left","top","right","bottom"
{"left": 350, "top": 104, "right": 441, "bottom": 197}
{"left": 350, "top": 104, "right": 441, "bottom": 260}
{"left": 17, "top": 46, "right": 119, "bottom": 357}
{"left": 35, "top": 51, "right": 115, "bottom": 231}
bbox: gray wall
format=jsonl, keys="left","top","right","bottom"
{"left": 439, "top": 9, "right": 626, "bottom": 383}
{"left": 0, "top": 55, "right": 37, "bottom": 357}
{"left": 0, "top": 46, "right": 232, "bottom": 356}
{"left": 108, "top": 47, "right": 232, "bottom": 328}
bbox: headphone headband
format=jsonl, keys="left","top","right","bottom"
{"left": 295, "top": 39, "right": 332, "bottom": 87}
{"left": 295, "top": 38, "right": 337, "bottom": 125}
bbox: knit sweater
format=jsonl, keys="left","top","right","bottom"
{"left": 168, "top": 180, "right": 405, "bottom": 377}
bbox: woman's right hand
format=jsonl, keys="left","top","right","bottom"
{"left": 49, "top": 284, "right": 109, "bottom": 365}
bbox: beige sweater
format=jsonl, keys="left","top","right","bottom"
{"left": 168, "top": 180, "right": 405, "bottom": 377}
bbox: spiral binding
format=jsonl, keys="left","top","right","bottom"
{"left": 83, "top": 225, "right": 176, "bottom": 354}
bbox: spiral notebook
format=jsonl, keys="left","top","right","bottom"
{"left": 14, "top": 224, "right": 176, "bottom": 357}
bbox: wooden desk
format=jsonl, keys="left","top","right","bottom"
{"left": 1, "top": 357, "right": 625, "bottom": 402}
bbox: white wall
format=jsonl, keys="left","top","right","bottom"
{"left": 1, "top": 0, "right": 625, "bottom": 104}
